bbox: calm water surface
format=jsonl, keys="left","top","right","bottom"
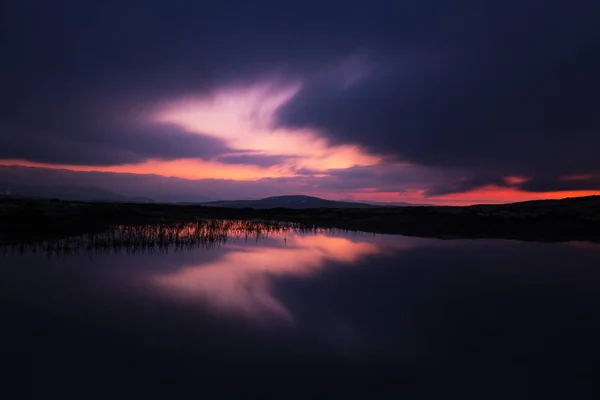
{"left": 2, "top": 224, "right": 600, "bottom": 398}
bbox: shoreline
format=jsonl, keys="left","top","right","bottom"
{"left": 1, "top": 196, "right": 600, "bottom": 245}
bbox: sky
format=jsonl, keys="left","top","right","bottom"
{"left": 1, "top": 0, "right": 600, "bottom": 205}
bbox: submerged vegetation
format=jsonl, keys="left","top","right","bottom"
{"left": 1, "top": 195, "right": 600, "bottom": 246}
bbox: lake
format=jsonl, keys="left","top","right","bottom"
{"left": 2, "top": 221, "right": 600, "bottom": 398}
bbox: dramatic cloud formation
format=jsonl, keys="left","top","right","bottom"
{"left": 277, "top": 2, "right": 600, "bottom": 188}
{"left": 2, "top": 0, "right": 599, "bottom": 203}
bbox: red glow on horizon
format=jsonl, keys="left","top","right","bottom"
{"left": 3, "top": 159, "right": 600, "bottom": 206}
{"left": 425, "top": 185, "right": 600, "bottom": 205}
{"left": 328, "top": 186, "right": 600, "bottom": 206}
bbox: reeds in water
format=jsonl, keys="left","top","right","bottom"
{"left": 0, "top": 219, "right": 342, "bottom": 257}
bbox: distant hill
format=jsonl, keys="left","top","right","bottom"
{"left": 0, "top": 182, "right": 155, "bottom": 203}
{"left": 201, "top": 195, "right": 383, "bottom": 209}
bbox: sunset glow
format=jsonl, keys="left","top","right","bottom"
{"left": 155, "top": 83, "right": 381, "bottom": 172}
{"left": 2, "top": 79, "right": 597, "bottom": 204}
{"left": 0, "top": 158, "right": 294, "bottom": 180}
{"left": 4, "top": 2, "right": 600, "bottom": 396}
{"left": 2, "top": 1, "right": 599, "bottom": 205}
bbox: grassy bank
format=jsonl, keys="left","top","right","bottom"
{"left": 1, "top": 195, "right": 600, "bottom": 244}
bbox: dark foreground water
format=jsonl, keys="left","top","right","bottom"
{"left": 2, "top": 225, "right": 600, "bottom": 398}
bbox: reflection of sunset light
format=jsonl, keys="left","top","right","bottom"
{"left": 154, "top": 83, "right": 380, "bottom": 171}
{"left": 152, "top": 234, "right": 379, "bottom": 322}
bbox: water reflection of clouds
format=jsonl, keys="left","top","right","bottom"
{"left": 153, "top": 234, "right": 382, "bottom": 322}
